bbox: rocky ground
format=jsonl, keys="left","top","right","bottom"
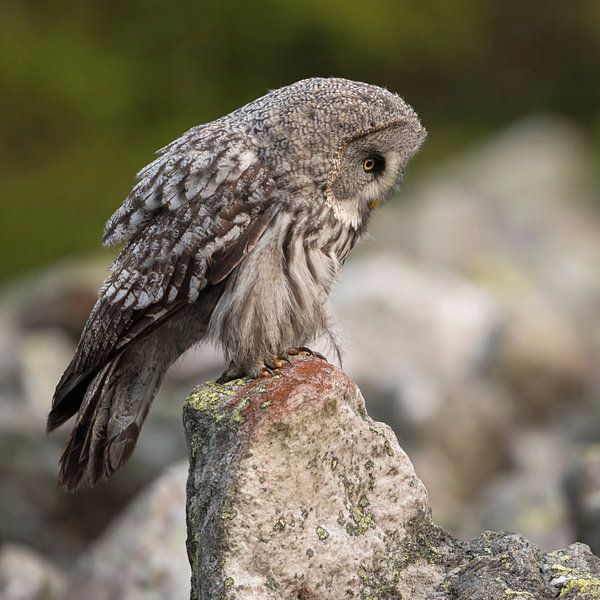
{"left": 183, "top": 357, "right": 600, "bottom": 599}
{"left": 1, "top": 116, "right": 599, "bottom": 597}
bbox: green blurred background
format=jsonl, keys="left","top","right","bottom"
{"left": 2, "top": 0, "right": 600, "bottom": 282}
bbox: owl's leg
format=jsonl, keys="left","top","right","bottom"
{"left": 286, "top": 346, "right": 327, "bottom": 361}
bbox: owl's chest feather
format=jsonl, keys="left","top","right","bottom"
{"left": 209, "top": 208, "right": 357, "bottom": 361}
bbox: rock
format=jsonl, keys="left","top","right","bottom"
{"left": 184, "top": 357, "right": 600, "bottom": 599}
{"left": 564, "top": 445, "right": 600, "bottom": 555}
{"left": 0, "top": 543, "right": 65, "bottom": 600}
{"left": 541, "top": 543, "right": 600, "bottom": 599}
{"left": 65, "top": 462, "right": 190, "bottom": 600}
{"left": 184, "top": 355, "right": 456, "bottom": 599}
{"left": 434, "top": 535, "right": 600, "bottom": 599}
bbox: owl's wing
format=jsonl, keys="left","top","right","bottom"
{"left": 48, "top": 126, "right": 277, "bottom": 430}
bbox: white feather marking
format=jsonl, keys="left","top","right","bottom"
{"left": 129, "top": 211, "right": 144, "bottom": 228}
{"left": 136, "top": 290, "right": 151, "bottom": 309}
{"left": 112, "top": 287, "right": 129, "bottom": 304}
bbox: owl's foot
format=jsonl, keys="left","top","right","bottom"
{"left": 286, "top": 346, "right": 327, "bottom": 361}
{"left": 218, "top": 355, "right": 294, "bottom": 383}
{"left": 260, "top": 355, "right": 293, "bottom": 378}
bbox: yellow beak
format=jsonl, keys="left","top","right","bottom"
{"left": 369, "top": 198, "right": 381, "bottom": 210}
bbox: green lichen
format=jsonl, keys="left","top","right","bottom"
{"left": 231, "top": 396, "right": 249, "bottom": 424}
{"left": 559, "top": 577, "right": 600, "bottom": 597}
{"left": 188, "top": 431, "right": 201, "bottom": 460}
{"left": 273, "top": 517, "right": 286, "bottom": 532}
{"left": 504, "top": 590, "right": 534, "bottom": 597}
{"left": 220, "top": 508, "right": 237, "bottom": 520}
{"left": 187, "top": 388, "right": 226, "bottom": 419}
{"left": 548, "top": 552, "right": 600, "bottom": 598}
{"left": 186, "top": 378, "right": 259, "bottom": 427}
{"left": 357, "top": 401, "right": 367, "bottom": 419}
{"left": 347, "top": 505, "right": 376, "bottom": 536}
{"left": 383, "top": 440, "right": 394, "bottom": 457}
{"left": 546, "top": 550, "right": 600, "bottom": 598}
{"left": 265, "top": 576, "right": 279, "bottom": 590}
{"left": 223, "top": 577, "right": 234, "bottom": 589}
{"left": 316, "top": 526, "right": 329, "bottom": 541}
{"left": 355, "top": 512, "right": 455, "bottom": 599}
{"left": 260, "top": 399, "right": 272, "bottom": 408}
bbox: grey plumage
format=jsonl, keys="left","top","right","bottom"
{"left": 47, "top": 77, "right": 426, "bottom": 490}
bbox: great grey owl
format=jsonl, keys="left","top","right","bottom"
{"left": 47, "top": 77, "right": 426, "bottom": 490}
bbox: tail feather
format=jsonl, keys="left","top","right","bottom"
{"left": 46, "top": 364, "right": 95, "bottom": 433}
{"left": 57, "top": 356, "right": 166, "bottom": 491}
{"left": 58, "top": 363, "right": 113, "bottom": 491}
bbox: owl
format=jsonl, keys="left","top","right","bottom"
{"left": 47, "top": 78, "right": 426, "bottom": 490}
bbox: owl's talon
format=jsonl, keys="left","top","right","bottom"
{"left": 264, "top": 359, "right": 278, "bottom": 371}
{"left": 260, "top": 366, "right": 274, "bottom": 378}
{"left": 276, "top": 354, "right": 293, "bottom": 367}
{"left": 287, "top": 346, "right": 327, "bottom": 361}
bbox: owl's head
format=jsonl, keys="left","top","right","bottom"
{"left": 239, "top": 77, "right": 426, "bottom": 229}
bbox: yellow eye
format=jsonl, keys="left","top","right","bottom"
{"left": 363, "top": 158, "right": 376, "bottom": 172}
{"left": 362, "top": 154, "right": 385, "bottom": 174}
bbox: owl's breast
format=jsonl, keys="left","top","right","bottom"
{"left": 208, "top": 208, "right": 348, "bottom": 365}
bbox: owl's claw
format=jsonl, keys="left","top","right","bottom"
{"left": 287, "top": 346, "right": 327, "bottom": 361}
{"left": 260, "top": 366, "right": 275, "bottom": 378}
{"left": 218, "top": 353, "right": 297, "bottom": 383}
{"left": 274, "top": 355, "right": 293, "bottom": 368}
{"left": 262, "top": 354, "right": 293, "bottom": 376}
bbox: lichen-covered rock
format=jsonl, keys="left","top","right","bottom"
{"left": 432, "top": 532, "right": 556, "bottom": 599}
{"left": 542, "top": 543, "right": 600, "bottom": 599}
{"left": 184, "top": 356, "right": 457, "bottom": 599}
{"left": 185, "top": 357, "right": 600, "bottom": 599}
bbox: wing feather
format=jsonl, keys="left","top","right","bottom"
{"left": 48, "top": 127, "right": 277, "bottom": 431}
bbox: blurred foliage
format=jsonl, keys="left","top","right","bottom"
{"left": 1, "top": 0, "right": 599, "bottom": 281}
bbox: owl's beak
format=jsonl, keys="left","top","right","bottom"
{"left": 369, "top": 198, "right": 381, "bottom": 210}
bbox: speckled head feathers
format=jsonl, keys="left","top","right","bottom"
{"left": 231, "top": 77, "right": 426, "bottom": 163}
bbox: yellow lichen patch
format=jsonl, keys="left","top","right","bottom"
{"left": 559, "top": 577, "right": 600, "bottom": 597}
{"left": 231, "top": 397, "right": 249, "bottom": 424}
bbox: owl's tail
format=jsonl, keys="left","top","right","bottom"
{"left": 55, "top": 350, "right": 167, "bottom": 491}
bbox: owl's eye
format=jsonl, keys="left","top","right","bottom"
{"left": 362, "top": 154, "right": 385, "bottom": 174}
